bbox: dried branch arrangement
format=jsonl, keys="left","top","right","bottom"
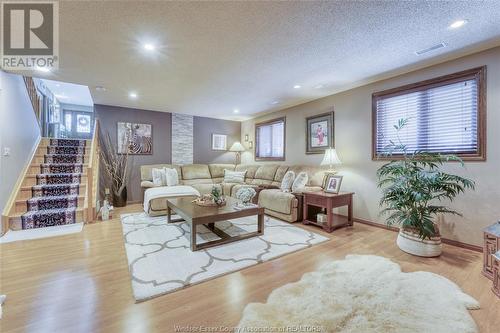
{"left": 100, "top": 132, "right": 129, "bottom": 196}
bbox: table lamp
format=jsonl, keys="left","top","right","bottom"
{"left": 229, "top": 142, "right": 245, "bottom": 165}
{"left": 320, "top": 147, "right": 342, "bottom": 172}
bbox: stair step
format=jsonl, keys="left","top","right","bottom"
{"left": 40, "top": 138, "right": 91, "bottom": 147}
{"left": 19, "top": 183, "right": 86, "bottom": 200}
{"left": 15, "top": 195, "right": 85, "bottom": 213}
{"left": 22, "top": 173, "right": 86, "bottom": 187}
{"left": 33, "top": 154, "right": 86, "bottom": 164}
{"left": 9, "top": 208, "right": 84, "bottom": 230}
{"left": 28, "top": 163, "right": 89, "bottom": 174}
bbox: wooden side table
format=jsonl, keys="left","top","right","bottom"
{"left": 483, "top": 222, "right": 500, "bottom": 280}
{"left": 302, "top": 191, "right": 354, "bottom": 232}
{"left": 492, "top": 251, "right": 500, "bottom": 298}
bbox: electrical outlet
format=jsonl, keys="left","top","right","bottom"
{"left": 3, "top": 147, "right": 11, "bottom": 156}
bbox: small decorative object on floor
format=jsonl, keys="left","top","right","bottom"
{"left": 100, "top": 189, "right": 112, "bottom": 221}
{"left": 0, "top": 294, "right": 5, "bottom": 319}
{"left": 235, "top": 187, "right": 256, "bottom": 205}
{"left": 483, "top": 221, "right": 500, "bottom": 279}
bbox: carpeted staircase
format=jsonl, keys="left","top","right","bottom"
{"left": 16, "top": 139, "right": 88, "bottom": 229}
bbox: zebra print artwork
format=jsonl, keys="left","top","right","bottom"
{"left": 117, "top": 122, "right": 153, "bottom": 154}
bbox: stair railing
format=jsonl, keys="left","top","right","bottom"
{"left": 23, "top": 76, "right": 42, "bottom": 126}
{"left": 85, "top": 119, "right": 100, "bottom": 222}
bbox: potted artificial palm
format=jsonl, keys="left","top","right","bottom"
{"left": 376, "top": 119, "right": 474, "bottom": 257}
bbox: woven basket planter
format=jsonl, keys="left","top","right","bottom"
{"left": 396, "top": 228, "right": 442, "bottom": 257}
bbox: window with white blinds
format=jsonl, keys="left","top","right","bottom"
{"left": 255, "top": 117, "right": 285, "bottom": 160}
{"left": 372, "top": 67, "right": 486, "bottom": 160}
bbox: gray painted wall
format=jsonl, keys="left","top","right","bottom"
{"left": 194, "top": 116, "right": 241, "bottom": 164}
{"left": 94, "top": 104, "right": 172, "bottom": 203}
{"left": 0, "top": 71, "right": 41, "bottom": 216}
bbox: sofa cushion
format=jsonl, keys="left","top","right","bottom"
{"left": 152, "top": 167, "right": 167, "bottom": 186}
{"left": 191, "top": 183, "right": 222, "bottom": 195}
{"left": 236, "top": 164, "right": 260, "bottom": 179}
{"left": 224, "top": 169, "right": 246, "bottom": 183}
{"left": 254, "top": 165, "right": 279, "bottom": 181}
{"left": 165, "top": 168, "right": 179, "bottom": 186}
{"left": 209, "top": 164, "right": 235, "bottom": 178}
{"left": 250, "top": 179, "right": 274, "bottom": 186}
{"left": 181, "top": 164, "right": 211, "bottom": 180}
{"left": 141, "top": 164, "right": 181, "bottom": 182}
{"left": 221, "top": 182, "right": 238, "bottom": 196}
{"left": 258, "top": 189, "right": 297, "bottom": 214}
{"left": 230, "top": 184, "right": 259, "bottom": 197}
{"left": 182, "top": 178, "right": 214, "bottom": 186}
{"left": 280, "top": 170, "right": 295, "bottom": 192}
{"left": 274, "top": 165, "right": 289, "bottom": 182}
{"left": 141, "top": 180, "right": 156, "bottom": 188}
{"left": 288, "top": 165, "right": 325, "bottom": 187}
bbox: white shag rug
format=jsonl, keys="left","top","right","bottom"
{"left": 238, "top": 255, "right": 480, "bottom": 333}
{"left": 0, "top": 223, "right": 83, "bottom": 243}
{"left": 121, "top": 212, "right": 329, "bottom": 301}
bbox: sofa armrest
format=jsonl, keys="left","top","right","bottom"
{"left": 141, "top": 180, "right": 157, "bottom": 188}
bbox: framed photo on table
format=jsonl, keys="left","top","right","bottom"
{"left": 324, "top": 174, "right": 343, "bottom": 194}
{"left": 306, "top": 111, "right": 334, "bottom": 154}
{"left": 212, "top": 134, "right": 227, "bottom": 150}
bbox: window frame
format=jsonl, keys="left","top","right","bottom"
{"left": 371, "top": 66, "right": 486, "bottom": 161}
{"left": 255, "top": 116, "right": 286, "bottom": 161}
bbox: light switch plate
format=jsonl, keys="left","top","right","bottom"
{"left": 3, "top": 147, "right": 11, "bottom": 156}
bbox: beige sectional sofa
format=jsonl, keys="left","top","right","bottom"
{"left": 140, "top": 163, "right": 326, "bottom": 222}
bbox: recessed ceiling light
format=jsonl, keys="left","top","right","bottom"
{"left": 143, "top": 43, "right": 156, "bottom": 51}
{"left": 449, "top": 19, "right": 468, "bottom": 29}
{"left": 233, "top": 109, "right": 240, "bottom": 113}
{"left": 270, "top": 100, "right": 279, "bottom": 105}
{"left": 293, "top": 85, "right": 301, "bottom": 89}
{"left": 95, "top": 86, "right": 106, "bottom": 92}
{"left": 314, "top": 84, "right": 324, "bottom": 89}
{"left": 35, "top": 66, "right": 50, "bottom": 73}
{"left": 129, "top": 92, "right": 138, "bottom": 99}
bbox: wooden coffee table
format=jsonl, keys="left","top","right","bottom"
{"left": 166, "top": 196, "right": 265, "bottom": 251}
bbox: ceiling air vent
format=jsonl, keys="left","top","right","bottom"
{"left": 415, "top": 43, "right": 446, "bottom": 56}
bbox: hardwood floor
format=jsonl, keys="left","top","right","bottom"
{"left": 1, "top": 204, "right": 498, "bottom": 332}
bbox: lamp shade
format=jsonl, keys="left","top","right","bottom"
{"left": 320, "top": 148, "right": 342, "bottom": 167}
{"left": 229, "top": 142, "right": 246, "bottom": 152}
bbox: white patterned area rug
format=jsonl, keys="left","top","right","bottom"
{"left": 238, "top": 255, "right": 480, "bottom": 333}
{"left": 121, "top": 212, "right": 329, "bottom": 301}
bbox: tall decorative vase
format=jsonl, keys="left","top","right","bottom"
{"left": 113, "top": 186, "right": 127, "bottom": 207}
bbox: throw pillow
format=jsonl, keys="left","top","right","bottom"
{"left": 292, "top": 171, "right": 308, "bottom": 192}
{"left": 165, "top": 167, "right": 179, "bottom": 186}
{"left": 280, "top": 170, "right": 296, "bottom": 192}
{"left": 224, "top": 169, "right": 246, "bottom": 183}
{"left": 152, "top": 168, "right": 166, "bottom": 186}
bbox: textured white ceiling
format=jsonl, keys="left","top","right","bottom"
{"left": 41, "top": 79, "right": 93, "bottom": 106}
{"left": 23, "top": 1, "right": 500, "bottom": 120}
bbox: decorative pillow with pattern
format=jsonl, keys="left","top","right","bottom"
{"left": 224, "top": 169, "right": 246, "bottom": 183}
{"left": 280, "top": 170, "right": 296, "bottom": 192}
{"left": 152, "top": 168, "right": 167, "bottom": 186}
{"left": 165, "top": 168, "right": 179, "bottom": 186}
{"left": 292, "top": 171, "right": 309, "bottom": 192}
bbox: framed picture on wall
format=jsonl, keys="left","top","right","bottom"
{"left": 306, "top": 111, "right": 334, "bottom": 154}
{"left": 212, "top": 133, "right": 227, "bottom": 150}
{"left": 117, "top": 122, "right": 152, "bottom": 154}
